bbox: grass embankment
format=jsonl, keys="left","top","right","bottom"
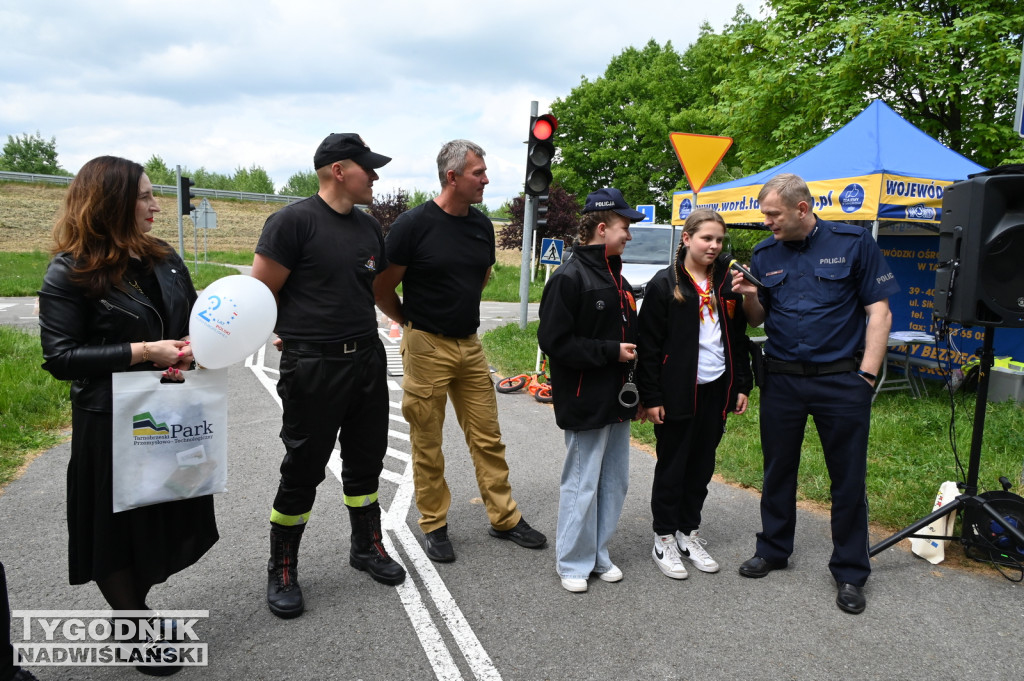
{"left": 0, "top": 251, "right": 243, "bottom": 296}
{"left": 480, "top": 320, "right": 1024, "bottom": 534}
{"left": 0, "top": 327, "right": 69, "bottom": 488}
{"left": 1, "top": 251, "right": 543, "bottom": 302}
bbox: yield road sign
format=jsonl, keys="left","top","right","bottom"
{"left": 669, "top": 132, "right": 733, "bottom": 194}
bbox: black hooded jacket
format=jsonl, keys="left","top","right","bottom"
{"left": 538, "top": 244, "right": 638, "bottom": 431}
{"left": 636, "top": 254, "right": 752, "bottom": 420}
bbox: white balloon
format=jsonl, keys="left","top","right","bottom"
{"left": 189, "top": 275, "right": 277, "bottom": 369}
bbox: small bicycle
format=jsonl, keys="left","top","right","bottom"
{"left": 496, "top": 358, "right": 553, "bottom": 403}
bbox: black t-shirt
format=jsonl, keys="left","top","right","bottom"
{"left": 255, "top": 194, "right": 387, "bottom": 342}
{"left": 385, "top": 201, "right": 495, "bottom": 337}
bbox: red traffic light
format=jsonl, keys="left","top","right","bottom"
{"left": 531, "top": 114, "right": 557, "bottom": 141}
{"left": 525, "top": 113, "right": 558, "bottom": 196}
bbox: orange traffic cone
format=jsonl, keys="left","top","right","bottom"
{"left": 389, "top": 320, "right": 402, "bottom": 338}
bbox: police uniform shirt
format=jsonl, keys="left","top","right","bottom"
{"left": 385, "top": 200, "right": 495, "bottom": 337}
{"left": 750, "top": 217, "right": 900, "bottom": 363}
{"left": 255, "top": 194, "right": 387, "bottom": 342}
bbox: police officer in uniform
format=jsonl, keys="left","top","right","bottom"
{"left": 252, "top": 133, "right": 405, "bottom": 620}
{"left": 731, "top": 173, "right": 899, "bottom": 615}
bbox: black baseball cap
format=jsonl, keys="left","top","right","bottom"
{"left": 582, "top": 187, "right": 646, "bottom": 221}
{"left": 313, "top": 133, "right": 391, "bottom": 170}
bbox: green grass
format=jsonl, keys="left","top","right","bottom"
{"left": 201, "top": 250, "right": 255, "bottom": 266}
{"left": 189, "top": 262, "right": 247, "bottom": 289}
{"left": 0, "top": 251, "right": 242, "bottom": 296}
{"left": 0, "top": 251, "right": 51, "bottom": 296}
{"left": 483, "top": 263, "right": 546, "bottom": 303}
{"left": 483, "top": 321, "right": 1024, "bottom": 533}
{"left": 480, "top": 320, "right": 542, "bottom": 375}
{"left": 0, "top": 327, "right": 71, "bottom": 488}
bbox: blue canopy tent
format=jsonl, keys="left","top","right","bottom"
{"left": 672, "top": 100, "right": 985, "bottom": 229}
{"left": 671, "top": 100, "right": 1024, "bottom": 385}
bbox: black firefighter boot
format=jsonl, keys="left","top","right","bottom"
{"left": 267, "top": 522, "right": 305, "bottom": 619}
{"left": 348, "top": 503, "right": 406, "bottom": 585}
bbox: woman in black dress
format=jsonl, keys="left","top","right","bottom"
{"left": 38, "top": 156, "right": 219, "bottom": 650}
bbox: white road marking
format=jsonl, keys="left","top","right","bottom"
{"left": 246, "top": 344, "right": 502, "bottom": 681}
{"left": 387, "top": 446, "right": 411, "bottom": 463}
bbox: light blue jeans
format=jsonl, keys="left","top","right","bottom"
{"left": 555, "top": 421, "right": 631, "bottom": 580}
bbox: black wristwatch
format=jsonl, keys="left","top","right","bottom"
{"left": 857, "top": 369, "right": 877, "bottom": 381}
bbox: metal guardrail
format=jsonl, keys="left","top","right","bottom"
{"left": 0, "top": 170, "right": 74, "bottom": 186}
{"left": 0, "top": 170, "right": 302, "bottom": 204}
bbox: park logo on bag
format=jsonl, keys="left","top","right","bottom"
{"left": 130, "top": 409, "right": 214, "bottom": 445}
{"left": 132, "top": 411, "right": 170, "bottom": 436}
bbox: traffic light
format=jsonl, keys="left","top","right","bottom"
{"left": 525, "top": 113, "right": 557, "bottom": 196}
{"left": 178, "top": 175, "right": 196, "bottom": 215}
{"left": 536, "top": 194, "right": 549, "bottom": 228}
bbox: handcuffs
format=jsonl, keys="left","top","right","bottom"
{"left": 618, "top": 357, "right": 639, "bottom": 408}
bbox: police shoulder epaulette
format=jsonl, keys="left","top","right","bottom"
{"left": 828, "top": 222, "right": 866, "bottom": 236}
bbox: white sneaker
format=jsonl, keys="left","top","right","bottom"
{"left": 597, "top": 565, "right": 623, "bottom": 582}
{"left": 652, "top": 534, "right": 688, "bottom": 579}
{"left": 676, "top": 530, "right": 720, "bottom": 573}
{"left": 560, "top": 577, "right": 588, "bottom": 592}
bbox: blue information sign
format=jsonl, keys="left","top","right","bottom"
{"left": 635, "top": 204, "right": 655, "bottom": 223}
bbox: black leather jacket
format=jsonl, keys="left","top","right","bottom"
{"left": 39, "top": 246, "right": 197, "bottom": 413}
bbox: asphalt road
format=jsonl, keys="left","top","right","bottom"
{"left": 2, "top": 301, "right": 1022, "bottom": 680}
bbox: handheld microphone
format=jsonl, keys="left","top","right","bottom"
{"left": 727, "top": 258, "right": 764, "bottom": 289}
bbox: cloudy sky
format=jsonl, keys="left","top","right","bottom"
{"left": 1, "top": 1, "right": 750, "bottom": 208}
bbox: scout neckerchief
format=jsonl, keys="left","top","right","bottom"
{"left": 685, "top": 267, "right": 715, "bottom": 323}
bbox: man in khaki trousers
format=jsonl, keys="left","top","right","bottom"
{"left": 374, "top": 139, "right": 547, "bottom": 563}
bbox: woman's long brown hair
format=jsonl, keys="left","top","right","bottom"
{"left": 52, "top": 156, "right": 171, "bottom": 298}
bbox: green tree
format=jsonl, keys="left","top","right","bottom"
{"left": 232, "top": 165, "right": 275, "bottom": 194}
{"left": 190, "top": 168, "right": 232, "bottom": 190}
{"left": 143, "top": 155, "right": 175, "bottom": 185}
{"left": 714, "top": 0, "right": 1024, "bottom": 171}
{"left": 0, "top": 131, "right": 69, "bottom": 175}
{"left": 279, "top": 170, "right": 319, "bottom": 197}
{"left": 490, "top": 202, "right": 512, "bottom": 220}
{"left": 406, "top": 188, "right": 439, "bottom": 208}
{"left": 550, "top": 35, "right": 740, "bottom": 215}
{"left": 668, "top": 20, "right": 749, "bottom": 190}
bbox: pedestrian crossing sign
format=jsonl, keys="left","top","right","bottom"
{"left": 540, "top": 238, "right": 563, "bottom": 265}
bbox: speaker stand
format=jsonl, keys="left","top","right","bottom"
{"left": 869, "top": 326, "right": 1024, "bottom": 556}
